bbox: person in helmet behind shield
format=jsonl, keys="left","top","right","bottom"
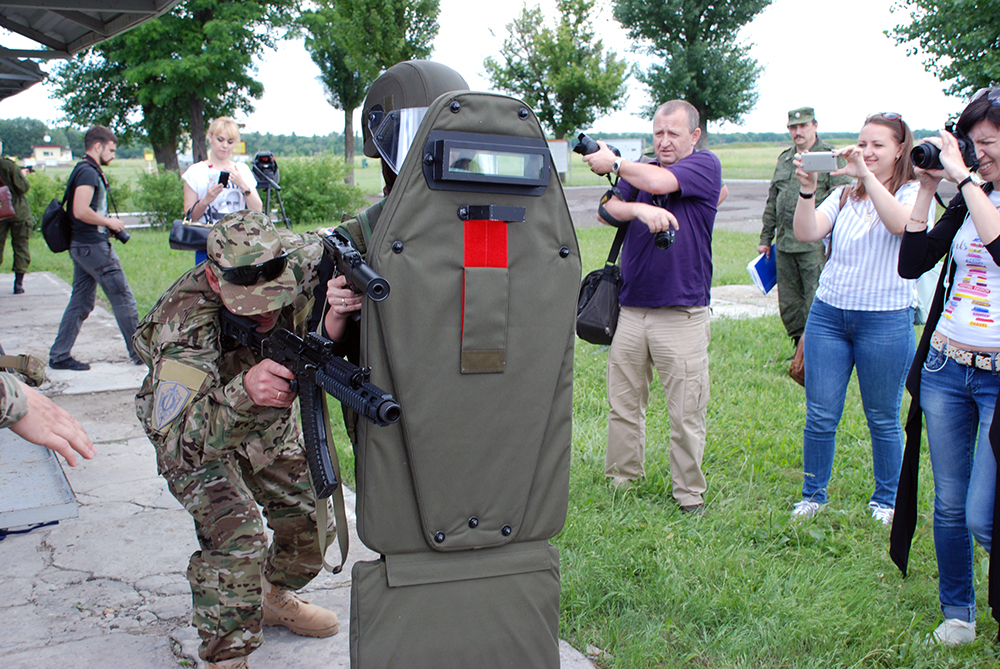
{"left": 313, "top": 61, "right": 469, "bottom": 351}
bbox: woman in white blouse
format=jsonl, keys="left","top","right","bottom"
{"left": 182, "top": 116, "right": 263, "bottom": 225}
{"left": 790, "top": 113, "right": 928, "bottom": 525}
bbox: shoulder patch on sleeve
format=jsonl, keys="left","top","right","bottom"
{"left": 153, "top": 359, "right": 209, "bottom": 431}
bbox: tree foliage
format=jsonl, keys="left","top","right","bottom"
{"left": 299, "top": 0, "right": 440, "bottom": 182}
{"left": 484, "top": 0, "right": 628, "bottom": 139}
{"left": 613, "top": 0, "right": 770, "bottom": 145}
{"left": 889, "top": 0, "right": 1000, "bottom": 98}
{"left": 51, "top": 0, "right": 295, "bottom": 170}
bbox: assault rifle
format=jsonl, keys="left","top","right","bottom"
{"left": 219, "top": 310, "right": 401, "bottom": 498}
{"left": 321, "top": 230, "right": 390, "bottom": 303}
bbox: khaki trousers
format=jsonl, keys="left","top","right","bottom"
{"left": 605, "top": 305, "right": 710, "bottom": 505}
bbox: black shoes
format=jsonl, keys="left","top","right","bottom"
{"left": 50, "top": 357, "right": 90, "bottom": 371}
{"left": 13, "top": 273, "right": 24, "bottom": 294}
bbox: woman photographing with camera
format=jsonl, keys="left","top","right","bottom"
{"left": 893, "top": 87, "right": 1000, "bottom": 646}
{"left": 790, "top": 113, "right": 927, "bottom": 525}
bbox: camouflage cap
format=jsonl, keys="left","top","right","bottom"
{"left": 362, "top": 60, "right": 469, "bottom": 158}
{"left": 787, "top": 107, "right": 816, "bottom": 126}
{"left": 206, "top": 210, "right": 297, "bottom": 316}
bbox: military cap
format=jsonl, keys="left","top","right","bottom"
{"left": 362, "top": 60, "right": 469, "bottom": 159}
{"left": 787, "top": 107, "right": 816, "bottom": 126}
{"left": 206, "top": 210, "right": 297, "bottom": 316}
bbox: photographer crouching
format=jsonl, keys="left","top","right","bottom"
{"left": 893, "top": 86, "right": 1000, "bottom": 645}
{"left": 581, "top": 99, "right": 721, "bottom": 513}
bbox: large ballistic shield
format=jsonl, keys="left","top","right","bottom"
{"left": 349, "top": 90, "right": 581, "bottom": 667}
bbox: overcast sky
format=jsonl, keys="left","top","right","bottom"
{"left": 0, "top": 0, "right": 970, "bottom": 141}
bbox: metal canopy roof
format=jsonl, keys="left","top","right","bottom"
{"left": 0, "top": 0, "right": 183, "bottom": 101}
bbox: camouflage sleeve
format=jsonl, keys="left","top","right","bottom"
{"left": 0, "top": 371, "right": 28, "bottom": 430}
{"left": 760, "top": 169, "right": 780, "bottom": 246}
{"left": 817, "top": 171, "right": 853, "bottom": 207}
{"left": 136, "top": 308, "right": 288, "bottom": 468}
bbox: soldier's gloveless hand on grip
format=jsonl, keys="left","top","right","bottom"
{"left": 219, "top": 309, "right": 401, "bottom": 498}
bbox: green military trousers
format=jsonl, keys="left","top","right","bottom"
{"left": 164, "top": 444, "right": 334, "bottom": 663}
{"left": 775, "top": 248, "right": 825, "bottom": 341}
{"left": 0, "top": 219, "right": 30, "bottom": 274}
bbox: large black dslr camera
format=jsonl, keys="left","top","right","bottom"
{"left": 910, "top": 122, "right": 979, "bottom": 172}
{"left": 574, "top": 132, "right": 673, "bottom": 250}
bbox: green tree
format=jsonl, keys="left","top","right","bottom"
{"left": 613, "top": 0, "right": 770, "bottom": 147}
{"left": 299, "top": 0, "right": 440, "bottom": 183}
{"left": 484, "top": 0, "right": 628, "bottom": 140}
{"left": 51, "top": 0, "right": 295, "bottom": 170}
{"left": 0, "top": 118, "right": 50, "bottom": 158}
{"left": 889, "top": 0, "right": 1000, "bottom": 98}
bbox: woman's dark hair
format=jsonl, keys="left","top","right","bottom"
{"left": 956, "top": 87, "right": 1000, "bottom": 136}
{"left": 852, "top": 114, "right": 915, "bottom": 201}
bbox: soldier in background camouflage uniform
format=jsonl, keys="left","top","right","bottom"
{"left": 134, "top": 212, "right": 352, "bottom": 669}
{"left": 0, "top": 369, "right": 94, "bottom": 465}
{"left": 758, "top": 107, "right": 851, "bottom": 346}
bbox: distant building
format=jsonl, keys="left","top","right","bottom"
{"left": 31, "top": 144, "right": 73, "bottom": 165}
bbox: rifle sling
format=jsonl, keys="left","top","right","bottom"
{"left": 314, "top": 305, "right": 350, "bottom": 574}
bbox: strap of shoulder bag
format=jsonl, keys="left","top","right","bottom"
{"left": 605, "top": 180, "right": 640, "bottom": 265}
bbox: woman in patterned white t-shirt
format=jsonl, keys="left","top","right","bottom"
{"left": 896, "top": 87, "right": 1000, "bottom": 646}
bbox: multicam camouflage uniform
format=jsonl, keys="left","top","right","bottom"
{"left": 133, "top": 216, "right": 334, "bottom": 663}
{"left": 0, "top": 371, "right": 28, "bottom": 429}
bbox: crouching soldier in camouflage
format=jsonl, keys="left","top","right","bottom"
{"left": 134, "top": 211, "right": 351, "bottom": 669}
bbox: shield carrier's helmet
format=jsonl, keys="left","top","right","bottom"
{"left": 362, "top": 60, "right": 469, "bottom": 175}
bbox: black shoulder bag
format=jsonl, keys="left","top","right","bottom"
{"left": 41, "top": 164, "right": 82, "bottom": 253}
{"left": 576, "top": 180, "right": 639, "bottom": 345}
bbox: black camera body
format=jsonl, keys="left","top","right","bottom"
{"left": 573, "top": 133, "right": 619, "bottom": 159}
{"left": 911, "top": 122, "right": 979, "bottom": 172}
{"left": 576, "top": 132, "right": 674, "bottom": 251}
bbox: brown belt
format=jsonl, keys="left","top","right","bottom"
{"left": 930, "top": 332, "right": 1000, "bottom": 373}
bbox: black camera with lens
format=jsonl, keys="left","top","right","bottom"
{"left": 573, "top": 132, "right": 619, "bottom": 160}
{"left": 113, "top": 228, "right": 130, "bottom": 244}
{"left": 910, "top": 122, "right": 979, "bottom": 172}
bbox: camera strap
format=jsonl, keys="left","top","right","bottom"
{"left": 598, "top": 176, "right": 639, "bottom": 229}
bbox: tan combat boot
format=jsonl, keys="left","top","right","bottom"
{"left": 206, "top": 657, "right": 249, "bottom": 669}
{"left": 262, "top": 577, "right": 339, "bottom": 637}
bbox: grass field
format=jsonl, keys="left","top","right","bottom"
{"left": 22, "top": 146, "right": 994, "bottom": 668}
{"left": 40, "top": 140, "right": 845, "bottom": 204}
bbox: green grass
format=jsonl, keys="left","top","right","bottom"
{"left": 563, "top": 228, "right": 995, "bottom": 668}
{"left": 25, "top": 178, "right": 992, "bottom": 668}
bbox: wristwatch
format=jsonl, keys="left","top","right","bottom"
{"left": 612, "top": 159, "right": 623, "bottom": 175}
{"left": 242, "top": 188, "right": 251, "bottom": 196}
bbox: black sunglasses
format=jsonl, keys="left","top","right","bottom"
{"left": 867, "top": 112, "right": 905, "bottom": 137}
{"left": 211, "top": 254, "right": 288, "bottom": 286}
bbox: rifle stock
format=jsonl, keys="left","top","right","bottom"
{"left": 219, "top": 309, "right": 401, "bottom": 498}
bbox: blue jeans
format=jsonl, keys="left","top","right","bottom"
{"left": 920, "top": 345, "right": 999, "bottom": 622}
{"left": 801, "top": 299, "right": 915, "bottom": 507}
{"left": 49, "top": 241, "right": 140, "bottom": 364}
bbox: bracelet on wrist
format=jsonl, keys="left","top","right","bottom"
{"left": 799, "top": 191, "right": 816, "bottom": 199}
{"left": 907, "top": 217, "right": 928, "bottom": 227}
{"left": 958, "top": 175, "right": 975, "bottom": 190}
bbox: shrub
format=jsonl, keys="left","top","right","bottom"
{"left": 133, "top": 169, "right": 184, "bottom": 228}
{"left": 104, "top": 172, "right": 134, "bottom": 213}
{"left": 25, "top": 171, "right": 66, "bottom": 230}
{"left": 274, "top": 154, "right": 367, "bottom": 227}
